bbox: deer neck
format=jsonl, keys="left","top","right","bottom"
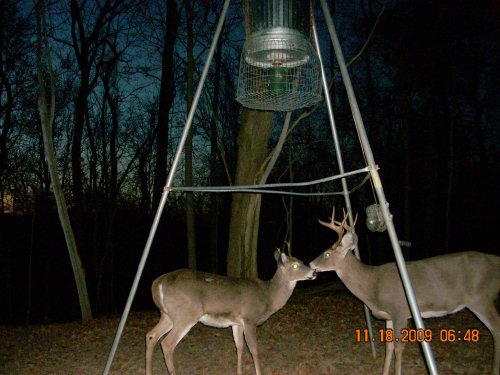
{"left": 337, "top": 251, "right": 377, "bottom": 305}
{"left": 267, "top": 268, "right": 296, "bottom": 312}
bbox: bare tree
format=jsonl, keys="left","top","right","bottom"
{"left": 225, "top": 0, "right": 383, "bottom": 278}
{"left": 0, "top": 0, "right": 33, "bottom": 213}
{"left": 208, "top": 18, "right": 224, "bottom": 273}
{"left": 0, "top": 0, "right": 13, "bottom": 211}
{"left": 152, "top": 0, "right": 180, "bottom": 209}
{"left": 227, "top": 108, "right": 273, "bottom": 278}
{"left": 67, "top": 0, "right": 134, "bottom": 208}
{"left": 184, "top": 0, "right": 196, "bottom": 269}
{"left": 35, "top": 0, "right": 92, "bottom": 323}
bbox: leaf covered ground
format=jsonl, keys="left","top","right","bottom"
{"left": 0, "top": 285, "right": 495, "bottom": 375}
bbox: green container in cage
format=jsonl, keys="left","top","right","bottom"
{"left": 269, "top": 66, "right": 287, "bottom": 96}
{"left": 236, "top": 0, "right": 322, "bottom": 111}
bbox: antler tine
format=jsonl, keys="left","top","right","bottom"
{"left": 318, "top": 206, "right": 345, "bottom": 236}
{"left": 285, "top": 241, "right": 292, "bottom": 256}
{"left": 328, "top": 206, "right": 336, "bottom": 224}
{"left": 342, "top": 212, "right": 358, "bottom": 232}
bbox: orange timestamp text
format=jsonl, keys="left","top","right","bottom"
{"left": 355, "top": 328, "right": 480, "bottom": 343}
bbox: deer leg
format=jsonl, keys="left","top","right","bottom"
{"left": 160, "top": 319, "right": 197, "bottom": 375}
{"left": 393, "top": 335, "right": 406, "bottom": 375}
{"left": 393, "top": 319, "right": 408, "bottom": 375}
{"left": 146, "top": 313, "right": 173, "bottom": 375}
{"left": 381, "top": 320, "right": 394, "bottom": 375}
{"left": 382, "top": 341, "right": 394, "bottom": 375}
{"left": 232, "top": 324, "right": 245, "bottom": 375}
{"left": 468, "top": 302, "right": 500, "bottom": 375}
{"left": 394, "top": 342, "right": 406, "bottom": 375}
{"left": 243, "top": 321, "right": 261, "bottom": 375}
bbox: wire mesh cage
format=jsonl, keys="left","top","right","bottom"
{"left": 236, "top": 0, "right": 322, "bottom": 111}
{"left": 366, "top": 204, "right": 387, "bottom": 232}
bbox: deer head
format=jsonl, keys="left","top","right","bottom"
{"left": 310, "top": 207, "right": 358, "bottom": 272}
{"left": 274, "top": 245, "right": 317, "bottom": 282}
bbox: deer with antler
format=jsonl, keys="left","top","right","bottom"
{"left": 145, "top": 247, "right": 316, "bottom": 375}
{"left": 309, "top": 207, "right": 500, "bottom": 375}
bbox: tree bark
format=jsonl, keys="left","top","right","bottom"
{"left": 184, "top": 0, "right": 196, "bottom": 269}
{"left": 0, "top": 0, "right": 12, "bottom": 211}
{"left": 152, "top": 0, "right": 180, "bottom": 209}
{"left": 0, "top": 67, "right": 12, "bottom": 213}
{"left": 209, "top": 25, "right": 223, "bottom": 273}
{"left": 69, "top": 0, "right": 115, "bottom": 208}
{"left": 227, "top": 109, "right": 273, "bottom": 278}
{"left": 71, "top": 84, "right": 87, "bottom": 207}
{"left": 36, "top": 0, "right": 92, "bottom": 323}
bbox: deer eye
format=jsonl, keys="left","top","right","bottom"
{"left": 324, "top": 251, "right": 331, "bottom": 258}
{"left": 292, "top": 263, "right": 299, "bottom": 270}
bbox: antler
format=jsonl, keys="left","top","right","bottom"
{"left": 319, "top": 207, "right": 357, "bottom": 246}
{"left": 284, "top": 241, "right": 292, "bottom": 256}
{"left": 318, "top": 207, "right": 348, "bottom": 246}
{"left": 340, "top": 208, "right": 358, "bottom": 232}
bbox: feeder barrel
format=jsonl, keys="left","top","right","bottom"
{"left": 248, "top": 0, "right": 310, "bottom": 35}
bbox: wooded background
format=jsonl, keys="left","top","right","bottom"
{"left": 0, "top": 0, "right": 498, "bottom": 325}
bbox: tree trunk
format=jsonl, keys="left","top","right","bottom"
{"left": 184, "top": 0, "right": 196, "bottom": 269}
{"left": 444, "top": 113, "right": 455, "bottom": 252}
{"left": 0, "top": 1, "right": 12, "bottom": 212}
{"left": 443, "top": 14, "right": 457, "bottom": 253}
{"left": 152, "top": 0, "right": 180, "bottom": 209}
{"left": 400, "top": 92, "right": 412, "bottom": 260}
{"left": 36, "top": 0, "right": 92, "bottom": 323}
{"left": 96, "top": 55, "right": 120, "bottom": 313}
{"left": 227, "top": 109, "right": 273, "bottom": 278}
{"left": 0, "top": 68, "right": 12, "bottom": 213}
{"left": 71, "top": 83, "right": 87, "bottom": 208}
{"left": 209, "top": 26, "right": 223, "bottom": 273}
{"left": 226, "top": 0, "right": 274, "bottom": 278}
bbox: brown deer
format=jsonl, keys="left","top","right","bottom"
{"left": 310, "top": 207, "right": 500, "bottom": 375}
{"left": 145, "top": 249, "right": 316, "bottom": 375}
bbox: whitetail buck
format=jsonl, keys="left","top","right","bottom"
{"left": 145, "top": 249, "right": 316, "bottom": 375}
{"left": 310, "top": 207, "right": 500, "bottom": 375}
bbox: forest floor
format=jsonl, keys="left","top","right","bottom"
{"left": 0, "top": 283, "right": 495, "bottom": 375}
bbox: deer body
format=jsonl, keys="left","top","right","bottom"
{"left": 146, "top": 251, "right": 316, "bottom": 375}
{"left": 337, "top": 251, "right": 498, "bottom": 322}
{"left": 310, "top": 208, "right": 500, "bottom": 375}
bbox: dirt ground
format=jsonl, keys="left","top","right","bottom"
{"left": 0, "top": 285, "right": 495, "bottom": 375}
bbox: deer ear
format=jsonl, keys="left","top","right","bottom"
{"left": 274, "top": 249, "right": 282, "bottom": 262}
{"left": 279, "top": 252, "right": 288, "bottom": 265}
{"left": 341, "top": 232, "right": 358, "bottom": 251}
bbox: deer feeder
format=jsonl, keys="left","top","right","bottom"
{"left": 236, "top": 0, "right": 322, "bottom": 111}
{"left": 366, "top": 204, "right": 387, "bottom": 232}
